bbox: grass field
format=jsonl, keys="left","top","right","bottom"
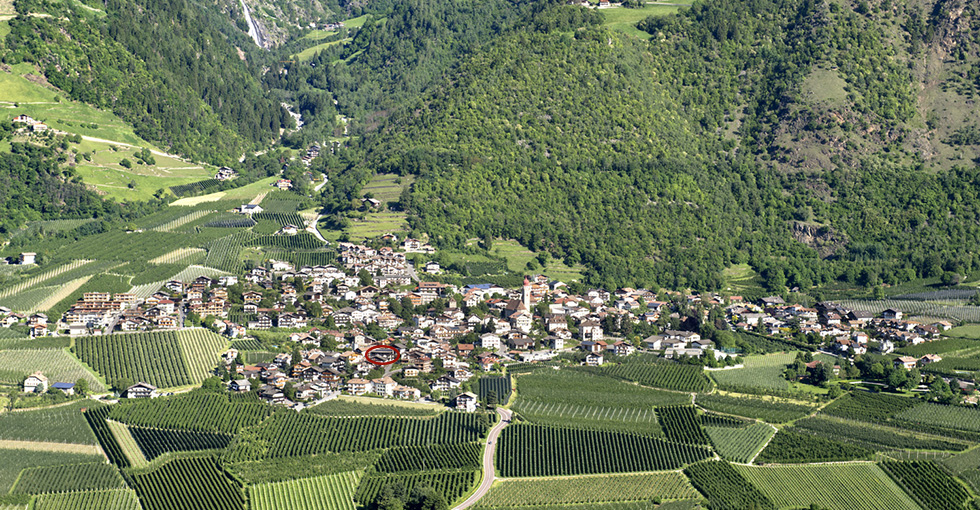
{"left": 361, "top": 173, "right": 413, "bottom": 204}
{"left": 0, "top": 64, "right": 160, "bottom": 147}
{"left": 345, "top": 212, "right": 409, "bottom": 242}
{"left": 295, "top": 37, "right": 347, "bottom": 62}
{"left": 250, "top": 471, "right": 362, "bottom": 510}
{"left": 489, "top": 239, "right": 585, "bottom": 281}
{"left": 948, "top": 324, "right": 980, "bottom": 338}
{"left": 601, "top": 4, "right": 682, "bottom": 39}
{"left": 107, "top": 420, "right": 148, "bottom": 467}
{"left": 0, "top": 348, "right": 106, "bottom": 392}
{"left": 722, "top": 264, "right": 765, "bottom": 296}
{"left": 73, "top": 139, "right": 210, "bottom": 201}
{"left": 478, "top": 472, "right": 700, "bottom": 507}
{"left": 735, "top": 463, "right": 919, "bottom": 510}
{"left": 709, "top": 353, "right": 794, "bottom": 392}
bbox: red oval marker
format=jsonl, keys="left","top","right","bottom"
{"left": 364, "top": 345, "right": 401, "bottom": 366}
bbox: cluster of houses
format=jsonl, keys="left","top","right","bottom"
{"left": 23, "top": 372, "right": 75, "bottom": 395}
{"left": 301, "top": 144, "right": 320, "bottom": 166}
{"left": 215, "top": 166, "right": 238, "bottom": 181}
{"left": 1, "top": 252, "right": 36, "bottom": 266}
{"left": 725, "top": 298, "right": 953, "bottom": 357}
{"left": 12, "top": 114, "right": 47, "bottom": 133}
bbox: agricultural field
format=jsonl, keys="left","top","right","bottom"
{"left": 225, "top": 412, "right": 491, "bottom": 461}
{"left": 496, "top": 424, "right": 713, "bottom": 477}
{"left": 513, "top": 369, "right": 687, "bottom": 433}
{"left": 307, "top": 398, "right": 442, "bottom": 417}
{"left": 735, "top": 463, "right": 919, "bottom": 510}
{"left": 150, "top": 211, "right": 215, "bottom": 232}
{"left": 684, "top": 461, "right": 773, "bottom": 510}
{"left": 85, "top": 407, "right": 130, "bottom": 467}
{"left": 130, "top": 427, "right": 232, "bottom": 460}
{"left": 793, "top": 416, "right": 968, "bottom": 452}
{"left": 0, "top": 348, "right": 106, "bottom": 392}
{"left": 476, "top": 472, "right": 700, "bottom": 507}
{"left": 708, "top": 353, "right": 795, "bottom": 392}
{"left": 0, "top": 448, "right": 105, "bottom": 493}
{"left": 755, "top": 430, "right": 872, "bottom": 464}
{"left": 512, "top": 400, "right": 662, "bottom": 435}
{"left": 0, "top": 401, "right": 100, "bottom": 445}
{"left": 880, "top": 461, "right": 970, "bottom": 510}
{"left": 516, "top": 369, "right": 691, "bottom": 411}
{"left": 695, "top": 393, "right": 816, "bottom": 423}
{"left": 108, "top": 391, "right": 274, "bottom": 434}
{"left": 11, "top": 462, "right": 126, "bottom": 494}
{"left": 895, "top": 403, "right": 980, "bottom": 433}
{"left": 839, "top": 299, "right": 980, "bottom": 324}
{"left": 601, "top": 361, "right": 712, "bottom": 393}
{"left": 250, "top": 471, "right": 362, "bottom": 510}
{"left": 73, "top": 329, "right": 228, "bottom": 389}
{"left": 354, "top": 470, "right": 477, "bottom": 507}
{"left": 374, "top": 443, "right": 481, "bottom": 472}
{"left": 476, "top": 376, "right": 512, "bottom": 402}
{"left": 895, "top": 336, "right": 980, "bottom": 357}
{"left": 225, "top": 451, "right": 381, "bottom": 485}
{"left": 33, "top": 489, "right": 143, "bottom": 510}
{"left": 657, "top": 406, "right": 710, "bottom": 445}
{"left": 705, "top": 422, "right": 776, "bottom": 464}
{"left": 129, "top": 456, "right": 246, "bottom": 510}
{"left": 821, "top": 391, "right": 918, "bottom": 423}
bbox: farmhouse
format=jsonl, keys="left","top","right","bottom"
{"left": 23, "top": 372, "right": 48, "bottom": 393}
{"left": 239, "top": 204, "right": 264, "bottom": 215}
{"left": 125, "top": 382, "right": 158, "bottom": 398}
{"left": 20, "top": 252, "right": 36, "bottom": 265}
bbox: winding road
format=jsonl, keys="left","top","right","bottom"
{"left": 454, "top": 407, "right": 512, "bottom": 510}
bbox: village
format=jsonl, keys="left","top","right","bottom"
{"left": 0, "top": 233, "right": 966, "bottom": 411}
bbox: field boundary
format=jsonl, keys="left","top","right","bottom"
{"left": 0, "top": 439, "right": 102, "bottom": 455}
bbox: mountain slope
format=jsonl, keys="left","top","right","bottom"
{"left": 339, "top": 0, "right": 980, "bottom": 290}
{"left": 4, "top": 0, "right": 288, "bottom": 163}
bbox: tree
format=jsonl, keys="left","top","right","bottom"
{"left": 903, "top": 368, "right": 921, "bottom": 392}
{"left": 928, "top": 378, "right": 954, "bottom": 403}
{"left": 887, "top": 368, "right": 907, "bottom": 390}
{"left": 486, "top": 390, "right": 498, "bottom": 409}
{"left": 201, "top": 376, "right": 224, "bottom": 392}
{"left": 827, "top": 384, "right": 843, "bottom": 399}
{"left": 74, "top": 378, "right": 89, "bottom": 396}
{"left": 113, "top": 377, "right": 133, "bottom": 394}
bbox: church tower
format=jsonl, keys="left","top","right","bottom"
{"left": 522, "top": 276, "right": 532, "bottom": 310}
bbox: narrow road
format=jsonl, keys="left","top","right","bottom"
{"left": 454, "top": 408, "right": 512, "bottom": 510}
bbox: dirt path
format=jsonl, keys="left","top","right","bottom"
{"left": 79, "top": 135, "right": 185, "bottom": 160}
{"left": 0, "top": 439, "right": 102, "bottom": 455}
{"left": 454, "top": 408, "right": 512, "bottom": 510}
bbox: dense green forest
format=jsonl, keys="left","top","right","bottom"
{"left": 4, "top": 0, "right": 287, "bottom": 163}
{"left": 303, "top": 0, "right": 980, "bottom": 290}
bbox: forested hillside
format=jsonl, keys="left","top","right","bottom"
{"left": 311, "top": 0, "right": 980, "bottom": 290}
{"left": 4, "top": 0, "right": 287, "bottom": 163}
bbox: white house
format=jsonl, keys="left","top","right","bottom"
{"left": 23, "top": 372, "right": 48, "bottom": 393}
{"left": 456, "top": 392, "right": 478, "bottom": 412}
